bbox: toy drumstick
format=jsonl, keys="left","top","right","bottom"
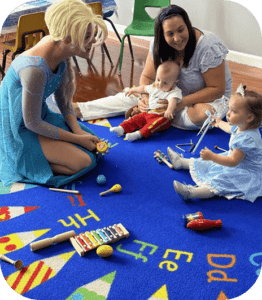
{"left": 100, "top": 184, "right": 122, "bottom": 196}
{"left": 30, "top": 230, "right": 76, "bottom": 251}
{"left": 49, "top": 188, "right": 80, "bottom": 194}
{"left": 214, "top": 145, "right": 227, "bottom": 152}
{"left": 0, "top": 254, "right": 23, "bottom": 270}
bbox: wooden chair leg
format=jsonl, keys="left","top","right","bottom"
{"left": 127, "top": 35, "right": 134, "bottom": 61}
{"left": 0, "top": 64, "right": 5, "bottom": 80}
{"left": 102, "top": 43, "right": 114, "bottom": 67}
{"left": 103, "top": 17, "right": 122, "bottom": 43}
{"left": 118, "top": 35, "right": 127, "bottom": 76}
{"left": 2, "top": 49, "right": 11, "bottom": 74}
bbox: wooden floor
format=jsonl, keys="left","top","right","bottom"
{"left": 1, "top": 31, "right": 262, "bottom": 102}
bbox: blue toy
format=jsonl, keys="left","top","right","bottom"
{"left": 97, "top": 175, "right": 106, "bottom": 185}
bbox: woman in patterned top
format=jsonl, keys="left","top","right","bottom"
{"left": 138, "top": 5, "right": 233, "bottom": 130}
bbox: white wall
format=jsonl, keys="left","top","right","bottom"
{"left": 111, "top": 0, "right": 262, "bottom": 58}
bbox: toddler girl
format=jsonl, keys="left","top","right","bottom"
{"left": 168, "top": 84, "right": 262, "bottom": 203}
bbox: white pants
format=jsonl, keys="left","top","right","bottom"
{"left": 75, "top": 92, "right": 229, "bottom": 130}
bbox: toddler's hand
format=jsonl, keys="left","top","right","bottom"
{"left": 211, "top": 116, "right": 222, "bottom": 127}
{"left": 125, "top": 88, "right": 135, "bottom": 97}
{"left": 164, "top": 110, "right": 174, "bottom": 121}
{"left": 200, "top": 147, "right": 214, "bottom": 161}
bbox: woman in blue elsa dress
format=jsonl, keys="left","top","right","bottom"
{"left": 168, "top": 84, "right": 262, "bottom": 203}
{"left": 0, "top": 0, "right": 108, "bottom": 187}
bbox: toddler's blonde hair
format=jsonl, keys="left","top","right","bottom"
{"left": 45, "top": 0, "right": 107, "bottom": 51}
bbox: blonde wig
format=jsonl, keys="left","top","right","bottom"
{"left": 45, "top": 0, "right": 107, "bottom": 51}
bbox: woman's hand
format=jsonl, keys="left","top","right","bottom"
{"left": 76, "top": 134, "right": 100, "bottom": 151}
{"left": 156, "top": 99, "right": 186, "bottom": 114}
{"left": 138, "top": 95, "right": 149, "bottom": 112}
{"left": 200, "top": 147, "right": 214, "bottom": 161}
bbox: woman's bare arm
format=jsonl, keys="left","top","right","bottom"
{"left": 181, "top": 61, "right": 226, "bottom": 108}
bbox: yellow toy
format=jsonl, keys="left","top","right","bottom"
{"left": 96, "top": 139, "right": 111, "bottom": 156}
{"left": 96, "top": 245, "right": 113, "bottom": 258}
{"left": 100, "top": 184, "right": 122, "bottom": 196}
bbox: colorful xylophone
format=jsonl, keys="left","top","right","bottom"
{"left": 70, "top": 223, "right": 129, "bottom": 257}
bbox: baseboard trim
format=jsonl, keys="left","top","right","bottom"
{"left": 106, "top": 23, "right": 262, "bottom": 69}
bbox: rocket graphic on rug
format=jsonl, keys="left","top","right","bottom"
{"left": 0, "top": 206, "right": 39, "bottom": 223}
{"left": 148, "top": 284, "right": 169, "bottom": 300}
{"left": 0, "top": 229, "right": 50, "bottom": 254}
{"left": 5, "top": 251, "right": 75, "bottom": 295}
{"left": 66, "top": 271, "right": 116, "bottom": 300}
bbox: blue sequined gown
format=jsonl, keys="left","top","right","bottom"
{"left": 0, "top": 55, "right": 102, "bottom": 187}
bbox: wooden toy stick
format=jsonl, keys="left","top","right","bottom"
{"left": 30, "top": 230, "right": 76, "bottom": 251}
{"left": 49, "top": 188, "right": 80, "bottom": 194}
{"left": 0, "top": 254, "right": 23, "bottom": 270}
{"left": 100, "top": 184, "right": 122, "bottom": 196}
{"left": 214, "top": 145, "right": 227, "bottom": 152}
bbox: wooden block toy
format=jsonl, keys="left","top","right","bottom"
{"left": 70, "top": 224, "right": 130, "bottom": 256}
{"left": 96, "top": 245, "right": 113, "bottom": 258}
{"left": 30, "top": 230, "right": 76, "bottom": 251}
{"left": 0, "top": 254, "right": 23, "bottom": 270}
{"left": 100, "top": 184, "right": 122, "bottom": 196}
{"left": 154, "top": 150, "right": 174, "bottom": 169}
{"left": 187, "top": 219, "right": 222, "bottom": 231}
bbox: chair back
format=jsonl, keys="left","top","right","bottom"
{"left": 15, "top": 12, "right": 49, "bottom": 50}
{"left": 88, "top": 1, "right": 103, "bottom": 16}
{"left": 133, "top": 0, "right": 170, "bottom": 23}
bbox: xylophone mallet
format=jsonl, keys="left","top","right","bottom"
{"left": 0, "top": 254, "right": 23, "bottom": 270}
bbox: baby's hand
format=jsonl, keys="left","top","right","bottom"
{"left": 164, "top": 110, "right": 174, "bottom": 121}
{"left": 125, "top": 88, "right": 136, "bottom": 97}
{"left": 211, "top": 116, "right": 222, "bottom": 127}
{"left": 200, "top": 147, "right": 214, "bottom": 161}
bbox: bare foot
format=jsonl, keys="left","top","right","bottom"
{"left": 72, "top": 103, "right": 83, "bottom": 119}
